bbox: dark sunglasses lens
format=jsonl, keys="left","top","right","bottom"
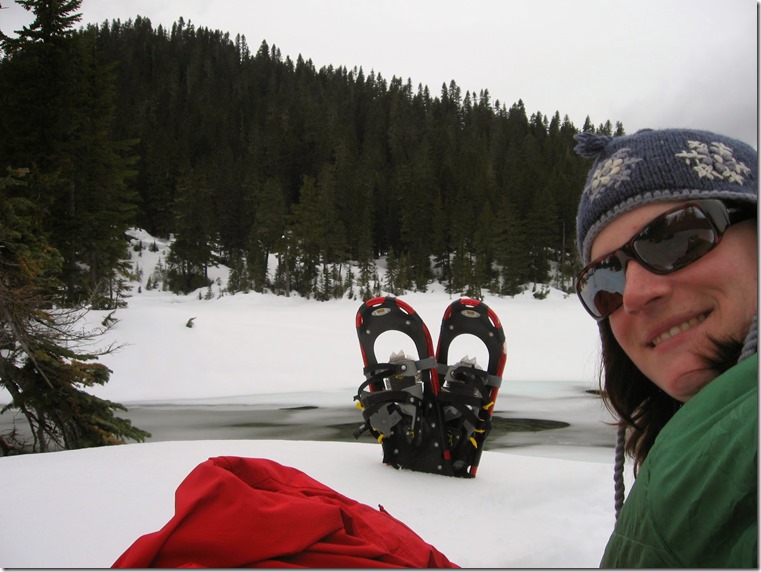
{"left": 632, "top": 206, "right": 718, "bottom": 271}
{"left": 578, "top": 257, "right": 625, "bottom": 319}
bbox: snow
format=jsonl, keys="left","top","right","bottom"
{"left": 0, "top": 231, "right": 628, "bottom": 568}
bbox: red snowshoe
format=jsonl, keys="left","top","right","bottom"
{"left": 353, "top": 296, "right": 506, "bottom": 478}
{"left": 435, "top": 298, "right": 507, "bottom": 477}
{"left": 354, "top": 296, "right": 453, "bottom": 476}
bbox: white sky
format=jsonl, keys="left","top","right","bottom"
{"left": 0, "top": 0, "right": 758, "bottom": 146}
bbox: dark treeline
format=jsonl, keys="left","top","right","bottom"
{"left": 1, "top": 10, "right": 624, "bottom": 305}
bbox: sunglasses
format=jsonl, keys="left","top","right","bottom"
{"left": 576, "top": 199, "right": 753, "bottom": 321}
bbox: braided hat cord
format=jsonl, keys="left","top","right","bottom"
{"left": 613, "top": 423, "right": 626, "bottom": 521}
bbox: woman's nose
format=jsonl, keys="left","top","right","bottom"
{"left": 620, "top": 260, "right": 672, "bottom": 314}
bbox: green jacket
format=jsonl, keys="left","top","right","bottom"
{"left": 601, "top": 353, "right": 758, "bottom": 568}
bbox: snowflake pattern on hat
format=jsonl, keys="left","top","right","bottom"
{"left": 575, "top": 128, "right": 757, "bottom": 266}
{"left": 675, "top": 140, "right": 752, "bottom": 185}
{"left": 587, "top": 147, "right": 642, "bottom": 201}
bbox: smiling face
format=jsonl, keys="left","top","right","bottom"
{"left": 591, "top": 201, "right": 758, "bottom": 402}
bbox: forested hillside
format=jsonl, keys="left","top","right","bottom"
{"left": 1, "top": 7, "right": 625, "bottom": 305}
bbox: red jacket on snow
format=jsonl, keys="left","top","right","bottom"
{"left": 113, "top": 456, "right": 458, "bottom": 568}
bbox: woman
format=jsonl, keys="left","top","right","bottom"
{"left": 573, "top": 128, "right": 757, "bottom": 568}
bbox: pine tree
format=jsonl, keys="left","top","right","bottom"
{"left": 473, "top": 202, "right": 497, "bottom": 293}
{"left": 0, "top": 1, "right": 138, "bottom": 305}
{"left": 66, "top": 28, "right": 139, "bottom": 306}
{"left": 494, "top": 196, "right": 530, "bottom": 296}
{"left": 165, "top": 167, "right": 217, "bottom": 294}
{"left": 524, "top": 185, "right": 560, "bottom": 285}
{"left": 246, "top": 176, "right": 288, "bottom": 292}
{"left": 0, "top": 175, "right": 149, "bottom": 454}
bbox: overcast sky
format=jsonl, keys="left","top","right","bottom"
{"left": 1, "top": 0, "right": 757, "bottom": 147}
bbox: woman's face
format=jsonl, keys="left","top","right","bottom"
{"left": 591, "top": 201, "right": 758, "bottom": 402}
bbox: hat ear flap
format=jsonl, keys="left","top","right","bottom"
{"left": 573, "top": 132, "right": 612, "bottom": 158}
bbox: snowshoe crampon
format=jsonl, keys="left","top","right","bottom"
{"left": 354, "top": 296, "right": 506, "bottom": 478}
{"left": 354, "top": 296, "right": 455, "bottom": 476}
{"left": 436, "top": 298, "right": 506, "bottom": 477}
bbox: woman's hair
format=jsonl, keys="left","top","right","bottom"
{"left": 598, "top": 320, "right": 744, "bottom": 475}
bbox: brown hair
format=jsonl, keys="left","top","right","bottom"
{"left": 598, "top": 320, "right": 743, "bottom": 475}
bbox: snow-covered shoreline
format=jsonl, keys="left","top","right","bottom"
{"left": 1, "top": 439, "right": 618, "bottom": 568}
{"left": 0, "top": 231, "right": 623, "bottom": 568}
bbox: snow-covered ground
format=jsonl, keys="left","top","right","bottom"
{"left": 0, "top": 231, "right": 630, "bottom": 568}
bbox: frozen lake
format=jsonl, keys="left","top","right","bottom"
{"left": 2, "top": 379, "right": 618, "bottom": 464}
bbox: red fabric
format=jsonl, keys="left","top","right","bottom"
{"left": 113, "top": 456, "right": 458, "bottom": 568}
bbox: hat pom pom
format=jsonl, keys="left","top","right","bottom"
{"left": 573, "top": 132, "right": 612, "bottom": 158}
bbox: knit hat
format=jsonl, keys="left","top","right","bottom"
{"left": 574, "top": 128, "right": 758, "bottom": 265}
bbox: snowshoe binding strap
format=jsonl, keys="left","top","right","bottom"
{"left": 437, "top": 359, "right": 495, "bottom": 460}
{"left": 359, "top": 355, "right": 438, "bottom": 391}
{"left": 355, "top": 296, "right": 440, "bottom": 393}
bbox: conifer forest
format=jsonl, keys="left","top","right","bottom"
{"left": 1, "top": 4, "right": 626, "bottom": 306}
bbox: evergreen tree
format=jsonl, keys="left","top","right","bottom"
{"left": 473, "top": 201, "right": 497, "bottom": 293}
{"left": 65, "top": 27, "right": 139, "bottom": 306}
{"left": 524, "top": 185, "right": 560, "bottom": 285}
{"left": 0, "top": 0, "right": 138, "bottom": 305}
{"left": 0, "top": 175, "right": 149, "bottom": 454}
{"left": 289, "top": 175, "right": 324, "bottom": 296}
{"left": 494, "top": 196, "right": 530, "bottom": 295}
{"left": 597, "top": 120, "right": 613, "bottom": 135}
{"left": 245, "top": 176, "right": 288, "bottom": 292}
{"left": 165, "top": 167, "right": 217, "bottom": 294}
